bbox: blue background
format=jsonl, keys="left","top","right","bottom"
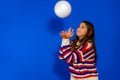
{"left": 0, "top": 0, "right": 120, "bottom": 80}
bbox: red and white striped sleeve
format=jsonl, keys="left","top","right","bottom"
{"left": 58, "top": 39, "right": 73, "bottom": 63}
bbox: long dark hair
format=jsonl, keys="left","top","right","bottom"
{"left": 71, "top": 21, "right": 97, "bottom": 62}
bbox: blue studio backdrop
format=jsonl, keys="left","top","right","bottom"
{"left": 0, "top": 0, "right": 120, "bottom": 80}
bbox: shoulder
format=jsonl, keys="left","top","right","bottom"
{"left": 84, "top": 40, "right": 94, "bottom": 49}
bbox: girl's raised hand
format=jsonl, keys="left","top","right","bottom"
{"left": 59, "top": 27, "right": 74, "bottom": 39}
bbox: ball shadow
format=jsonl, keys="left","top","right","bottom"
{"left": 47, "top": 17, "right": 65, "bottom": 34}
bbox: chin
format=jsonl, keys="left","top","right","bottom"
{"left": 76, "top": 33, "right": 81, "bottom": 36}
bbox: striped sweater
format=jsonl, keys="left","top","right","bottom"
{"left": 58, "top": 39, "right": 99, "bottom": 78}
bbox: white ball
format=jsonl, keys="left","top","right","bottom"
{"left": 54, "top": 0, "right": 72, "bottom": 18}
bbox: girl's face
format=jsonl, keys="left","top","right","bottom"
{"left": 76, "top": 22, "right": 88, "bottom": 39}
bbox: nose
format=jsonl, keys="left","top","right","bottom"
{"left": 77, "top": 28, "right": 81, "bottom": 31}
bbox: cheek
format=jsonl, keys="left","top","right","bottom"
{"left": 83, "top": 29, "right": 88, "bottom": 35}
{"left": 79, "top": 29, "right": 87, "bottom": 36}
{"left": 76, "top": 28, "right": 88, "bottom": 36}
{"left": 84, "top": 29, "right": 87, "bottom": 33}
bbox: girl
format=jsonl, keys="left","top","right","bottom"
{"left": 58, "top": 21, "right": 99, "bottom": 80}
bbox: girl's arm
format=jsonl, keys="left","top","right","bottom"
{"left": 58, "top": 28, "right": 74, "bottom": 63}
{"left": 58, "top": 39, "right": 73, "bottom": 63}
{"left": 61, "top": 39, "right": 70, "bottom": 47}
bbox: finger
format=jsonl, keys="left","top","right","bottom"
{"left": 61, "top": 31, "right": 66, "bottom": 35}
{"left": 70, "top": 32, "right": 74, "bottom": 37}
{"left": 60, "top": 33, "right": 65, "bottom": 37}
{"left": 61, "top": 31, "right": 66, "bottom": 34}
{"left": 60, "top": 31, "right": 64, "bottom": 35}
{"left": 71, "top": 29, "right": 74, "bottom": 33}
{"left": 68, "top": 27, "right": 72, "bottom": 33}
{"left": 60, "top": 30, "right": 64, "bottom": 33}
